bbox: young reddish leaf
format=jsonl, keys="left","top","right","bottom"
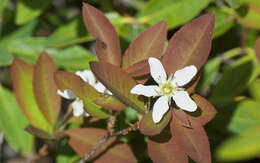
{"left": 94, "top": 96, "right": 126, "bottom": 111}
{"left": 171, "top": 116, "right": 211, "bottom": 163}
{"left": 82, "top": 3, "right": 121, "bottom": 66}
{"left": 187, "top": 73, "right": 201, "bottom": 94}
{"left": 122, "top": 21, "right": 167, "bottom": 72}
{"left": 254, "top": 37, "right": 260, "bottom": 62}
{"left": 192, "top": 94, "right": 217, "bottom": 125}
{"left": 139, "top": 110, "right": 172, "bottom": 136}
{"left": 10, "top": 58, "right": 51, "bottom": 132}
{"left": 66, "top": 128, "right": 136, "bottom": 162}
{"left": 148, "top": 134, "right": 188, "bottom": 163}
{"left": 125, "top": 60, "right": 150, "bottom": 77}
{"left": 90, "top": 61, "right": 145, "bottom": 113}
{"left": 33, "top": 53, "right": 61, "bottom": 127}
{"left": 173, "top": 109, "right": 191, "bottom": 128}
{"left": 162, "top": 13, "right": 215, "bottom": 75}
{"left": 54, "top": 71, "right": 109, "bottom": 118}
{"left": 25, "top": 125, "right": 53, "bottom": 140}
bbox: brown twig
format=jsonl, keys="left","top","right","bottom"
{"left": 82, "top": 123, "right": 139, "bottom": 162}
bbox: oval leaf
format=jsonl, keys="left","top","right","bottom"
{"left": 162, "top": 13, "right": 215, "bottom": 75}
{"left": 192, "top": 94, "right": 217, "bottom": 125}
{"left": 10, "top": 58, "right": 51, "bottom": 132}
{"left": 171, "top": 116, "right": 211, "bottom": 163}
{"left": 139, "top": 110, "right": 172, "bottom": 136}
{"left": 122, "top": 21, "right": 167, "bottom": 74}
{"left": 54, "top": 71, "right": 109, "bottom": 118}
{"left": 66, "top": 128, "right": 136, "bottom": 162}
{"left": 148, "top": 134, "right": 188, "bottom": 163}
{"left": 90, "top": 61, "right": 145, "bottom": 113}
{"left": 82, "top": 3, "right": 121, "bottom": 66}
{"left": 33, "top": 53, "right": 61, "bottom": 127}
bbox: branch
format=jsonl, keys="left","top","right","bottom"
{"left": 81, "top": 123, "right": 138, "bottom": 162}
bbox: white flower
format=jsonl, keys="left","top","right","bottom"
{"left": 130, "top": 57, "right": 197, "bottom": 123}
{"left": 57, "top": 69, "right": 111, "bottom": 117}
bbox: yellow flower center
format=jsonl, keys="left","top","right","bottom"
{"left": 160, "top": 83, "right": 176, "bottom": 96}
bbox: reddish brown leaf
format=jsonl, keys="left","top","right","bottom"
{"left": 171, "top": 116, "right": 211, "bottom": 163}
{"left": 173, "top": 109, "right": 191, "bottom": 128}
{"left": 254, "top": 37, "right": 260, "bottom": 62}
{"left": 122, "top": 21, "right": 167, "bottom": 73}
{"left": 66, "top": 128, "right": 136, "bottom": 163}
{"left": 125, "top": 60, "right": 150, "bottom": 77}
{"left": 54, "top": 71, "right": 109, "bottom": 118}
{"left": 33, "top": 53, "right": 61, "bottom": 127}
{"left": 94, "top": 96, "right": 126, "bottom": 111}
{"left": 54, "top": 71, "right": 99, "bottom": 100}
{"left": 192, "top": 94, "right": 217, "bottom": 125}
{"left": 162, "top": 13, "right": 214, "bottom": 75}
{"left": 139, "top": 110, "right": 172, "bottom": 136}
{"left": 82, "top": 3, "right": 121, "bottom": 66}
{"left": 90, "top": 61, "right": 145, "bottom": 113}
{"left": 10, "top": 58, "right": 51, "bottom": 132}
{"left": 148, "top": 134, "right": 188, "bottom": 163}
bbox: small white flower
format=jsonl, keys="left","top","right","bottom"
{"left": 57, "top": 69, "right": 111, "bottom": 117}
{"left": 130, "top": 57, "right": 197, "bottom": 123}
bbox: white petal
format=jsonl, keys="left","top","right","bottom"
{"left": 148, "top": 57, "right": 167, "bottom": 84}
{"left": 172, "top": 91, "right": 197, "bottom": 112}
{"left": 94, "top": 82, "right": 107, "bottom": 93}
{"left": 71, "top": 100, "right": 84, "bottom": 117}
{"left": 57, "top": 89, "right": 76, "bottom": 99}
{"left": 171, "top": 65, "right": 197, "bottom": 87}
{"left": 152, "top": 96, "right": 170, "bottom": 123}
{"left": 75, "top": 70, "right": 96, "bottom": 85}
{"left": 130, "top": 84, "right": 160, "bottom": 97}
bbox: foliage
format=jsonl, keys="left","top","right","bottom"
{"left": 1, "top": 0, "right": 260, "bottom": 162}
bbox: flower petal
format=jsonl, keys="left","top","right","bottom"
{"left": 75, "top": 70, "right": 96, "bottom": 85}
{"left": 172, "top": 91, "right": 197, "bottom": 112}
{"left": 148, "top": 57, "right": 167, "bottom": 84}
{"left": 152, "top": 96, "right": 170, "bottom": 123}
{"left": 171, "top": 65, "right": 197, "bottom": 87}
{"left": 130, "top": 84, "right": 160, "bottom": 97}
{"left": 94, "top": 82, "right": 107, "bottom": 93}
{"left": 57, "top": 89, "right": 76, "bottom": 99}
{"left": 71, "top": 100, "right": 84, "bottom": 117}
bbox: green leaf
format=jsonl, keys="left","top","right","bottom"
{"left": 0, "top": 20, "right": 38, "bottom": 66}
{"left": 33, "top": 53, "right": 61, "bottom": 127}
{"left": 197, "top": 57, "right": 221, "bottom": 93}
{"left": 16, "top": 0, "right": 52, "bottom": 25}
{"left": 138, "top": 0, "right": 212, "bottom": 29}
{"left": 248, "top": 79, "right": 260, "bottom": 100}
{"left": 209, "top": 7, "right": 234, "bottom": 38}
{"left": 236, "top": 5, "right": 260, "bottom": 29}
{"left": 217, "top": 126, "right": 260, "bottom": 161}
{"left": 0, "top": 0, "right": 10, "bottom": 12}
{"left": 210, "top": 50, "right": 259, "bottom": 104}
{"left": 228, "top": 99, "right": 260, "bottom": 133}
{"left": 10, "top": 58, "right": 52, "bottom": 133}
{"left": 0, "top": 85, "right": 34, "bottom": 155}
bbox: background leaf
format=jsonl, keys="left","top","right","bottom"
{"left": 33, "top": 53, "right": 61, "bottom": 127}
{"left": 138, "top": 0, "right": 212, "bottom": 29}
{"left": 10, "top": 58, "right": 51, "bottom": 132}
{"left": 16, "top": 0, "right": 52, "bottom": 25}
{"left": 0, "top": 85, "right": 34, "bottom": 155}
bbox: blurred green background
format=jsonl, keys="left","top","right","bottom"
{"left": 1, "top": 0, "right": 260, "bottom": 162}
